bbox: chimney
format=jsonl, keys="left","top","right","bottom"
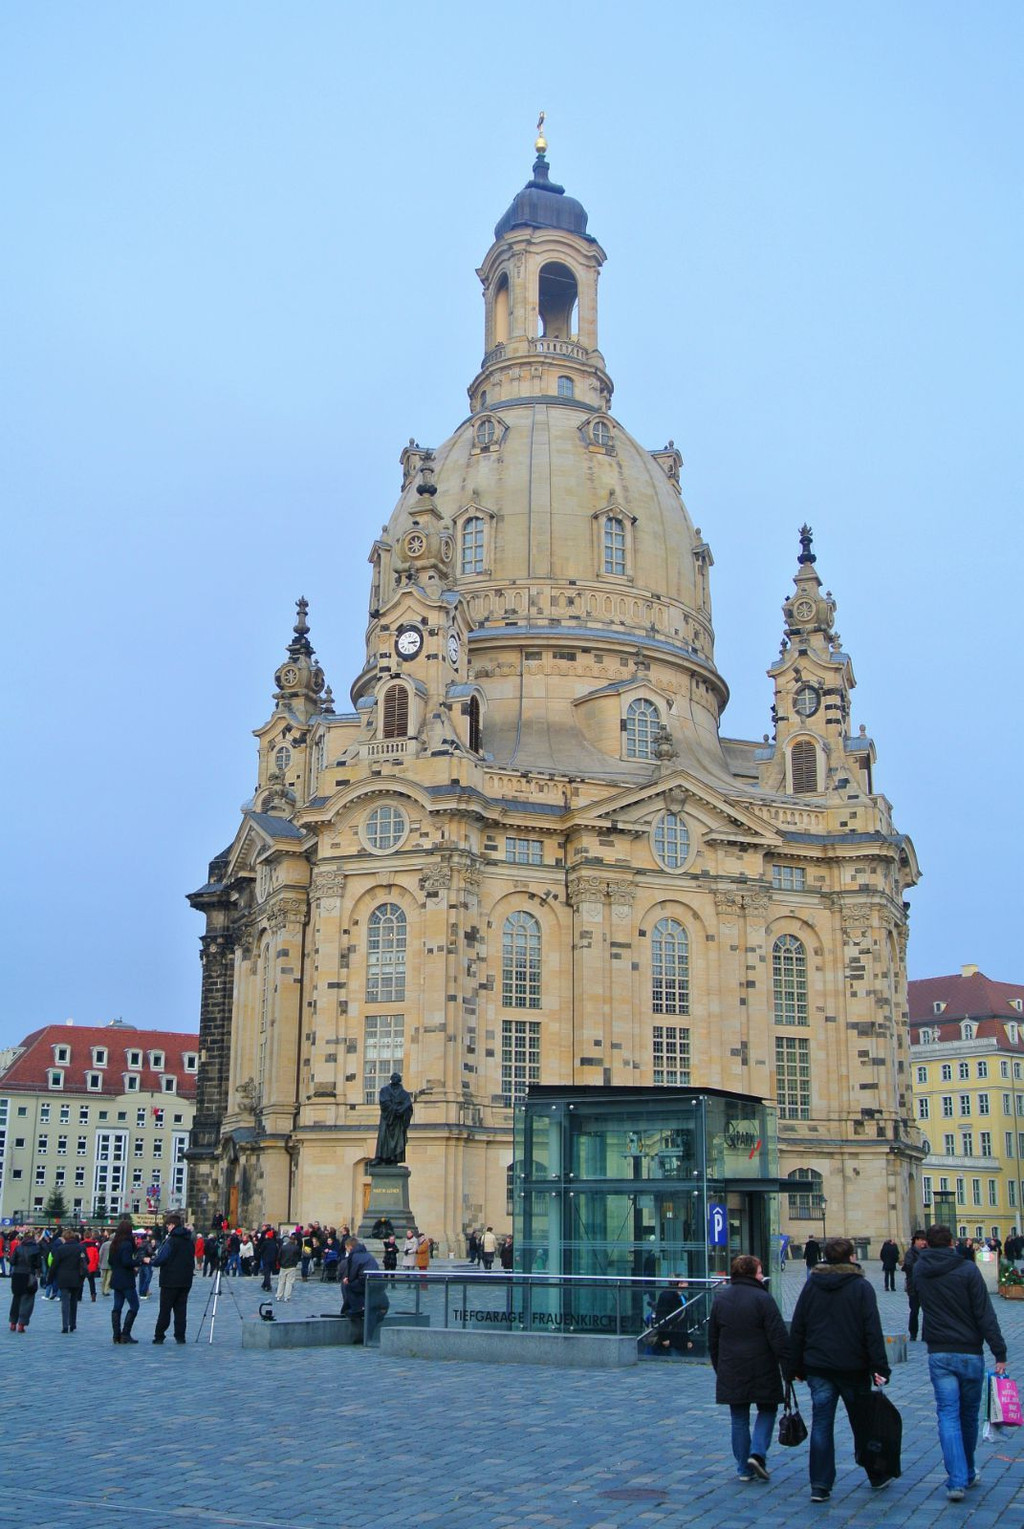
{"left": 961, "top": 964, "right": 980, "bottom": 978}
{"left": 65, "top": 1017, "right": 74, "bottom": 1026}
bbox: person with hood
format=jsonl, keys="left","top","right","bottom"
{"left": 789, "top": 1235, "right": 891, "bottom": 1503}
{"left": 8, "top": 1231, "right": 43, "bottom": 1333}
{"left": 709, "top": 1254, "right": 790, "bottom": 1481}
{"left": 50, "top": 1228, "right": 87, "bottom": 1334}
{"left": 914, "top": 1222, "right": 1007, "bottom": 1502}
{"left": 151, "top": 1213, "right": 195, "bottom": 1344}
{"left": 341, "top": 1235, "right": 388, "bottom": 1340}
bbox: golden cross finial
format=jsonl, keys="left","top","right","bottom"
{"left": 535, "top": 110, "right": 547, "bottom": 154}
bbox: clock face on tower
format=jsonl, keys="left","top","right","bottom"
{"left": 395, "top": 626, "right": 424, "bottom": 660}
{"left": 447, "top": 630, "right": 461, "bottom": 667}
{"left": 793, "top": 597, "right": 816, "bottom": 623}
{"left": 794, "top": 683, "right": 821, "bottom": 718}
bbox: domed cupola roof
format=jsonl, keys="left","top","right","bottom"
{"left": 494, "top": 141, "right": 592, "bottom": 242}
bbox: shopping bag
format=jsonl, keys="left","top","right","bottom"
{"left": 990, "top": 1373, "right": 1023, "bottom": 1427}
{"left": 778, "top": 1380, "right": 808, "bottom": 1447}
{"left": 853, "top": 1386, "right": 902, "bottom": 1481}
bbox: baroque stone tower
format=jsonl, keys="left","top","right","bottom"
{"left": 188, "top": 129, "right": 922, "bottom": 1246}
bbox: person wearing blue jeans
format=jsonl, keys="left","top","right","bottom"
{"left": 914, "top": 1222, "right": 1007, "bottom": 1503}
{"left": 788, "top": 1235, "right": 891, "bottom": 1503}
{"left": 709, "top": 1253, "right": 790, "bottom": 1482}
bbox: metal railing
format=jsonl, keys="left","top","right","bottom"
{"left": 362, "top": 1269, "right": 724, "bottom": 1355}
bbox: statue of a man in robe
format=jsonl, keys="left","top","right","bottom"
{"left": 371, "top": 1072, "right": 414, "bottom": 1165}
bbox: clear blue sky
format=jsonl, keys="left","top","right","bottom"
{"left": 1, "top": 3, "right": 1020, "bottom": 1049}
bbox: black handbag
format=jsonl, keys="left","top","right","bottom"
{"left": 778, "top": 1380, "right": 808, "bottom": 1447}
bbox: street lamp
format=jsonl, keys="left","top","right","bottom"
{"left": 820, "top": 1195, "right": 828, "bottom": 1242}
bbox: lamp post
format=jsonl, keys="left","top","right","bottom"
{"left": 820, "top": 1195, "right": 828, "bottom": 1242}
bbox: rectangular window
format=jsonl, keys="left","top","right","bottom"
{"left": 48, "top": 1070, "right": 63, "bottom": 1089}
{"left": 916, "top": 1065, "right": 928, "bottom": 1085}
{"left": 40, "top": 1104, "right": 50, "bottom": 1122}
{"left": 59, "top": 1105, "right": 70, "bottom": 1123}
{"left": 150, "top": 1052, "right": 165, "bottom": 1072}
{"left": 460, "top": 517, "right": 485, "bottom": 576}
{"left": 1016, "top": 1062, "right": 1022, "bottom": 1080}
{"left": 980, "top": 1132, "right": 993, "bottom": 1157}
{"left": 161, "top": 1076, "right": 176, "bottom": 1094}
{"left": 1004, "top": 1094, "right": 1013, "bottom": 1115}
{"left": 1006, "top": 1132, "right": 1015, "bottom": 1159}
{"left": 652, "top": 1025, "right": 691, "bottom": 1086}
{"left": 978, "top": 1060, "right": 989, "bottom": 1078}
{"left": 133, "top": 1137, "right": 145, "bottom": 1158}
{"left": 1017, "top": 1097, "right": 1024, "bottom": 1116}
{"left": 961, "top": 1131, "right": 974, "bottom": 1156}
{"left": 125, "top": 1075, "right": 140, "bottom": 1092}
{"left": 941, "top": 1063, "right": 952, "bottom": 1082}
{"left": 54, "top": 1167, "right": 65, "bottom": 1187}
{"left": 956, "top": 1177, "right": 965, "bottom": 1205}
{"left": 132, "top": 1168, "right": 143, "bottom": 1187}
{"left": 171, "top": 1132, "right": 189, "bottom": 1206}
{"left": 603, "top": 516, "right": 626, "bottom": 575}
{"left": 943, "top": 1132, "right": 955, "bottom": 1155}
{"left": 36, "top": 1135, "right": 47, "bottom": 1154}
{"left": 76, "top": 1135, "right": 87, "bottom": 1156}
{"left": 775, "top": 1036, "right": 811, "bottom": 1120}
{"left": 183, "top": 1053, "right": 198, "bottom": 1073}
{"left": 136, "top": 1108, "right": 146, "bottom": 1127}
{"left": 922, "top": 1175, "right": 933, "bottom": 1206}
{"left": 960, "top": 1094, "right": 972, "bottom": 1116}
{"left": 86, "top": 1072, "right": 102, "bottom": 1091}
{"left": 917, "top": 1097, "right": 930, "bottom": 1120}
{"left": 152, "top": 1138, "right": 163, "bottom": 1158}
{"left": 979, "top": 1093, "right": 990, "bottom": 1115}
{"left": 959, "top": 1061, "right": 970, "bottom": 1080}
{"left": 939, "top": 1176, "right": 949, "bottom": 1193}
{"left": 501, "top": 1019, "right": 540, "bottom": 1107}
{"left": 153, "top": 1109, "right": 164, "bottom": 1128}
{"left": 1019, "top": 1132, "right": 1024, "bottom": 1158}
{"left": 972, "top": 1177, "right": 982, "bottom": 1206}
{"left": 74, "top": 1166, "right": 85, "bottom": 1187}
{"left": 505, "top": 837, "right": 543, "bottom": 865}
{"left": 93, "top": 1130, "right": 128, "bottom": 1217}
{"left": 989, "top": 1179, "right": 999, "bottom": 1207}
{"left": 54, "top": 1045, "right": 70, "bottom": 1064}
{"left": 93, "top": 1048, "right": 107, "bottom": 1067}
{"left": 127, "top": 1049, "right": 142, "bottom": 1069}
{"left": 363, "top": 1014, "right": 404, "bottom": 1105}
{"left": 941, "top": 1095, "right": 954, "bottom": 1117}
{"left": 79, "top": 1107, "right": 89, "bottom": 1124}
{"left": 1010, "top": 1180, "right": 1018, "bottom": 1207}
{"left": 56, "top": 1135, "right": 67, "bottom": 1155}
{"left": 35, "top": 1165, "right": 45, "bottom": 1185}
{"left": 771, "top": 865, "right": 806, "bottom": 891}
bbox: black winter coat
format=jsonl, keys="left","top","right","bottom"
{"left": 50, "top": 1238, "right": 87, "bottom": 1290}
{"left": 153, "top": 1226, "right": 195, "bottom": 1289}
{"left": 914, "top": 1246, "right": 1006, "bottom": 1361}
{"left": 708, "top": 1274, "right": 790, "bottom": 1405}
{"left": 110, "top": 1239, "right": 141, "bottom": 1293}
{"left": 879, "top": 1240, "right": 900, "bottom": 1272}
{"left": 789, "top": 1264, "right": 890, "bottom": 1380}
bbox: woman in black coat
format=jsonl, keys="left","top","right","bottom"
{"left": 708, "top": 1254, "right": 790, "bottom": 1482}
{"left": 109, "top": 1217, "right": 144, "bottom": 1344}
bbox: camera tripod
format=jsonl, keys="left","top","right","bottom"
{"left": 194, "top": 1264, "right": 246, "bottom": 1344}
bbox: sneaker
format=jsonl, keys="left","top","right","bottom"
{"left": 871, "top": 1476, "right": 894, "bottom": 1491}
{"left": 736, "top": 1472, "right": 754, "bottom": 1482}
{"left": 747, "top": 1455, "right": 770, "bottom": 1481}
{"left": 967, "top": 1473, "right": 980, "bottom": 1489}
{"left": 947, "top": 1488, "right": 965, "bottom": 1503}
{"left": 810, "top": 1489, "right": 831, "bottom": 1503}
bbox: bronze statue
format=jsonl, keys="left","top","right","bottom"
{"left": 371, "top": 1072, "right": 413, "bottom": 1165}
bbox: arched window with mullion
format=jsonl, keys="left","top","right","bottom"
{"left": 460, "top": 515, "right": 485, "bottom": 575}
{"left": 502, "top": 911, "right": 541, "bottom": 1008}
{"left": 603, "top": 515, "right": 626, "bottom": 575}
{"left": 626, "top": 697, "right": 659, "bottom": 759}
{"left": 652, "top": 917, "right": 689, "bottom": 1014}
{"left": 366, "top": 902, "right": 407, "bottom": 1003}
{"left": 773, "top": 934, "right": 808, "bottom": 1026}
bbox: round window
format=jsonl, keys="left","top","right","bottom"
{"left": 362, "top": 804, "right": 409, "bottom": 854}
{"left": 274, "top": 745, "right": 292, "bottom": 771}
{"left": 592, "top": 419, "right": 612, "bottom": 448}
{"left": 476, "top": 419, "right": 496, "bottom": 447}
{"left": 651, "top": 812, "right": 690, "bottom": 871}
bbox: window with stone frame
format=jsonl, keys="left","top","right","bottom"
{"left": 625, "top": 697, "right": 659, "bottom": 759}
{"left": 786, "top": 1167, "right": 824, "bottom": 1219}
{"left": 460, "top": 515, "right": 485, "bottom": 575}
{"left": 501, "top": 1019, "right": 540, "bottom": 1106}
{"left": 363, "top": 1014, "right": 404, "bottom": 1105}
{"left": 790, "top": 738, "right": 818, "bottom": 794}
{"left": 652, "top": 1024, "right": 691, "bottom": 1085}
{"left": 502, "top": 911, "right": 542, "bottom": 1008}
{"left": 652, "top": 918, "right": 689, "bottom": 1015}
{"left": 382, "top": 684, "right": 410, "bottom": 740}
{"left": 772, "top": 935, "right": 808, "bottom": 1026}
{"left": 775, "top": 1035, "right": 810, "bottom": 1119}
{"left": 603, "top": 515, "right": 626, "bottom": 575}
{"left": 366, "top": 903, "right": 407, "bottom": 1004}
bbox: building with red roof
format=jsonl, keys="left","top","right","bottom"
{"left": 0, "top": 1020, "right": 199, "bottom": 1224}
{"left": 908, "top": 965, "right": 1024, "bottom": 1240}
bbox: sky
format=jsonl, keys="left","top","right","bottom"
{"left": 1, "top": 3, "right": 1021, "bottom": 1050}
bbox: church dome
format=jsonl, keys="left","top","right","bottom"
{"left": 494, "top": 153, "right": 591, "bottom": 242}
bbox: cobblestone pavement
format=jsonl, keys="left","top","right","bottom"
{"left": 2, "top": 1262, "right": 1022, "bottom": 1529}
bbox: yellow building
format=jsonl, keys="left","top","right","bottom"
{"left": 188, "top": 136, "right": 922, "bottom": 1250}
{"left": 909, "top": 965, "right": 1024, "bottom": 1241}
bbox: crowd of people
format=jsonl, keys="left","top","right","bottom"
{"left": 465, "top": 1227, "right": 513, "bottom": 1270}
{"left": 704, "top": 1228, "right": 1008, "bottom": 1504}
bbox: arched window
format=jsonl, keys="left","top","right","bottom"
{"left": 557, "top": 375, "right": 574, "bottom": 399}
{"left": 382, "top": 684, "right": 409, "bottom": 739}
{"left": 493, "top": 273, "right": 510, "bottom": 344}
{"left": 366, "top": 903, "right": 407, "bottom": 1003}
{"left": 652, "top": 917, "right": 689, "bottom": 1014}
{"left": 603, "top": 515, "right": 626, "bottom": 575}
{"left": 537, "top": 261, "right": 578, "bottom": 339}
{"left": 592, "top": 418, "right": 612, "bottom": 448}
{"left": 791, "top": 739, "right": 818, "bottom": 794}
{"left": 626, "top": 697, "right": 659, "bottom": 759}
{"left": 786, "top": 1167, "right": 823, "bottom": 1219}
{"left": 460, "top": 516, "right": 485, "bottom": 575}
{"left": 475, "top": 418, "right": 496, "bottom": 448}
{"left": 773, "top": 934, "right": 808, "bottom": 1026}
{"left": 468, "top": 695, "right": 482, "bottom": 753}
{"left": 502, "top": 911, "right": 541, "bottom": 1008}
{"left": 274, "top": 745, "right": 291, "bottom": 772}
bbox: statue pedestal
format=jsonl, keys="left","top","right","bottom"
{"left": 356, "top": 1163, "right": 417, "bottom": 1242}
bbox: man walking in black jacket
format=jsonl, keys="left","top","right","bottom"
{"left": 152, "top": 1213, "right": 195, "bottom": 1344}
{"left": 902, "top": 1229, "right": 928, "bottom": 1339}
{"left": 915, "top": 1223, "right": 1007, "bottom": 1502}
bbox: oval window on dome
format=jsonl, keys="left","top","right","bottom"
{"left": 651, "top": 812, "right": 690, "bottom": 871}
{"left": 361, "top": 804, "right": 409, "bottom": 854}
{"left": 592, "top": 419, "right": 612, "bottom": 448}
{"left": 476, "top": 419, "right": 496, "bottom": 447}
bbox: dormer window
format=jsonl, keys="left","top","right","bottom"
{"left": 54, "top": 1045, "right": 70, "bottom": 1065}
{"left": 625, "top": 698, "right": 660, "bottom": 760}
{"left": 162, "top": 1076, "right": 177, "bottom": 1094}
{"left": 183, "top": 1053, "right": 198, "bottom": 1073}
{"left": 1012, "top": 1000, "right": 1023, "bottom": 1014}
{"left": 933, "top": 1001, "right": 946, "bottom": 1014}
{"left": 125, "top": 1074, "right": 140, "bottom": 1092}
{"left": 1009, "top": 1023, "right": 1020, "bottom": 1045}
{"left": 460, "top": 516, "right": 485, "bottom": 575}
{"left": 475, "top": 418, "right": 495, "bottom": 448}
{"left": 149, "top": 1051, "right": 165, "bottom": 1071}
{"left": 127, "top": 1049, "right": 142, "bottom": 1069}
{"left": 592, "top": 419, "right": 612, "bottom": 449}
{"left": 961, "top": 1022, "right": 976, "bottom": 1041}
{"left": 86, "top": 1071, "right": 102, "bottom": 1091}
{"left": 604, "top": 516, "right": 626, "bottom": 576}
{"left": 48, "top": 1070, "right": 63, "bottom": 1090}
{"left": 92, "top": 1047, "right": 107, "bottom": 1067}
